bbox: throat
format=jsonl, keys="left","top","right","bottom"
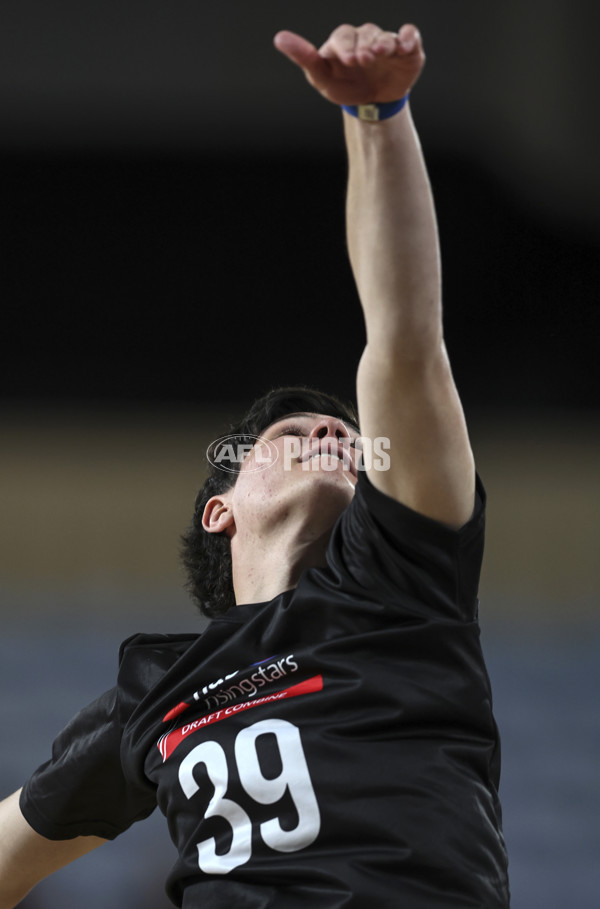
{"left": 231, "top": 532, "right": 330, "bottom": 606}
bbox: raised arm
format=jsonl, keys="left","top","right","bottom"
{"left": 0, "top": 789, "right": 106, "bottom": 909}
{"left": 275, "top": 23, "right": 475, "bottom": 527}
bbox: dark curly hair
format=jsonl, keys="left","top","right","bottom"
{"left": 180, "top": 386, "right": 359, "bottom": 618}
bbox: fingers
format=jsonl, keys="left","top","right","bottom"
{"left": 370, "top": 31, "right": 400, "bottom": 59}
{"left": 319, "top": 22, "right": 422, "bottom": 66}
{"left": 318, "top": 24, "right": 358, "bottom": 64}
{"left": 397, "top": 24, "right": 422, "bottom": 56}
{"left": 355, "top": 23, "right": 396, "bottom": 64}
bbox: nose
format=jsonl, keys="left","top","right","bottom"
{"left": 308, "top": 417, "right": 351, "bottom": 442}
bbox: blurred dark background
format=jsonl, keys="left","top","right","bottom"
{"left": 1, "top": 0, "right": 599, "bottom": 411}
{"left": 1, "top": 2, "right": 599, "bottom": 908}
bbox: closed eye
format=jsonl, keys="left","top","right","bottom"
{"left": 275, "top": 424, "right": 307, "bottom": 438}
{"left": 275, "top": 424, "right": 359, "bottom": 449}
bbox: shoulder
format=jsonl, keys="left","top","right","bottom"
{"left": 119, "top": 632, "right": 199, "bottom": 662}
{"left": 348, "top": 468, "right": 486, "bottom": 549}
{"left": 117, "top": 633, "right": 199, "bottom": 697}
{"left": 322, "top": 470, "right": 487, "bottom": 621}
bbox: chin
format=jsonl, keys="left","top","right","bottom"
{"left": 306, "top": 469, "right": 356, "bottom": 517}
{"left": 312, "top": 466, "right": 357, "bottom": 492}
{"left": 297, "top": 479, "right": 354, "bottom": 547}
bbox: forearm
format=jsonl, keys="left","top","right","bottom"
{"left": 344, "top": 105, "right": 442, "bottom": 355}
{"left": 0, "top": 789, "right": 105, "bottom": 908}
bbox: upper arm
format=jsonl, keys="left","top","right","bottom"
{"left": 0, "top": 789, "right": 107, "bottom": 908}
{"left": 357, "top": 339, "right": 475, "bottom": 529}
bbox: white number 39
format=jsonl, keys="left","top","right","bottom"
{"left": 178, "top": 718, "right": 321, "bottom": 874}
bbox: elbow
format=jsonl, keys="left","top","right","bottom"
{"left": 363, "top": 287, "right": 444, "bottom": 363}
{"left": 367, "top": 320, "right": 445, "bottom": 367}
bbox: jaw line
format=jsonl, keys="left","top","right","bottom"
{"left": 342, "top": 471, "right": 357, "bottom": 492}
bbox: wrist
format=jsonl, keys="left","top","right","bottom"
{"left": 341, "top": 94, "right": 409, "bottom": 123}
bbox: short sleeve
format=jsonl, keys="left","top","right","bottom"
{"left": 19, "top": 684, "right": 157, "bottom": 841}
{"left": 328, "top": 470, "right": 486, "bottom": 622}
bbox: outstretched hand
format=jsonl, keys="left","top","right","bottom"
{"left": 274, "top": 23, "right": 425, "bottom": 106}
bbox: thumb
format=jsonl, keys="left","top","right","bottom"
{"left": 273, "top": 30, "right": 328, "bottom": 79}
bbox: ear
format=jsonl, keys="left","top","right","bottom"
{"left": 202, "top": 494, "right": 235, "bottom": 535}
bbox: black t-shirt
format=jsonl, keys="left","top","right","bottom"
{"left": 20, "top": 472, "right": 510, "bottom": 908}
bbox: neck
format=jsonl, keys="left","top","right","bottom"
{"left": 230, "top": 523, "right": 331, "bottom": 606}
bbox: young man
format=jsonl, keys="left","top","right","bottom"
{"left": 0, "top": 22, "right": 510, "bottom": 908}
